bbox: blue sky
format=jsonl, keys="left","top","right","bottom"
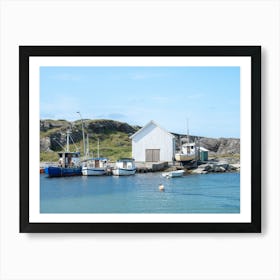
{"left": 40, "top": 66, "right": 240, "bottom": 138}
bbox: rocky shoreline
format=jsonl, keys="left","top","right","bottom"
{"left": 190, "top": 161, "right": 240, "bottom": 174}
{"left": 161, "top": 156, "right": 240, "bottom": 175}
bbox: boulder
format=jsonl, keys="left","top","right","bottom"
{"left": 203, "top": 165, "right": 213, "bottom": 172}
{"left": 191, "top": 168, "right": 208, "bottom": 174}
{"left": 40, "top": 137, "right": 51, "bottom": 152}
{"left": 213, "top": 166, "right": 226, "bottom": 172}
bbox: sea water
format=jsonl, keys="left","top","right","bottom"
{"left": 40, "top": 172, "right": 240, "bottom": 213}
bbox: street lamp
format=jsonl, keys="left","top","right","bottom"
{"left": 77, "top": 111, "right": 86, "bottom": 157}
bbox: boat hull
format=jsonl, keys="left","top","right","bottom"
{"left": 82, "top": 167, "right": 107, "bottom": 176}
{"left": 162, "top": 170, "right": 184, "bottom": 178}
{"left": 175, "top": 154, "right": 195, "bottom": 162}
{"left": 112, "top": 168, "right": 136, "bottom": 176}
{"left": 47, "top": 166, "right": 82, "bottom": 177}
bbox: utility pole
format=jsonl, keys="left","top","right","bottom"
{"left": 97, "top": 138, "right": 100, "bottom": 158}
{"left": 77, "top": 111, "right": 86, "bottom": 158}
{"left": 86, "top": 134, "right": 89, "bottom": 157}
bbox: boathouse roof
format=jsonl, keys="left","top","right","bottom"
{"left": 129, "top": 120, "right": 175, "bottom": 139}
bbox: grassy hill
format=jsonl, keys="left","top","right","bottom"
{"left": 40, "top": 119, "right": 138, "bottom": 162}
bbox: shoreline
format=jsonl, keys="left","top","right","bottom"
{"left": 40, "top": 156, "right": 240, "bottom": 175}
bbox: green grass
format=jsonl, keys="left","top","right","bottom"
{"left": 209, "top": 153, "right": 240, "bottom": 159}
{"left": 40, "top": 131, "right": 132, "bottom": 162}
{"left": 40, "top": 152, "right": 59, "bottom": 162}
{"left": 86, "top": 132, "right": 132, "bottom": 161}
{"left": 40, "top": 127, "right": 63, "bottom": 138}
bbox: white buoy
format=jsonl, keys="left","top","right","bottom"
{"left": 158, "top": 184, "right": 165, "bottom": 191}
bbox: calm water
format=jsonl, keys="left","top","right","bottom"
{"left": 40, "top": 172, "right": 240, "bottom": 213}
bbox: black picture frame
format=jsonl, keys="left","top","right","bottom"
{"left": 20, "top": 46, "right": 261, "bottom": 233}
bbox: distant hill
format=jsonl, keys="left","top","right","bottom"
{"left": 40, "top": 119, "right": 240, "bottom": 162}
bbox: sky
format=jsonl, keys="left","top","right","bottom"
{"left": 40, "top": 66, "right": 240, "bottom": 138}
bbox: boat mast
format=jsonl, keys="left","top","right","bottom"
{"left": 187, "top": 118, "right": 190, "bottom": 143}
{"left": 66, "top": 129, "right": 71, "bottom": 152}
{"left": 86, "top": 134, "right": 89, "bottom": 157}
{"left": 97, "top": 138, "right": 100, "bottom": 158}
{"left": 77, "top": 111, "right": 86, "bottom": 158}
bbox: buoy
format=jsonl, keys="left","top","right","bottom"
{"left": 158, "top": 184, "right": 165, "bottom": 191}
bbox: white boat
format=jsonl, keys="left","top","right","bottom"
{"left": 112, "top": 158, "right": 136, "bottom": 176}
{"left": 162, "top": 169, "right": 184, "bottom": 178}
{"left": 82, "top": 157, "right": 109, "bottom": 176}
{"left": 175, "top": 142, "right": 196, "bottom": 162}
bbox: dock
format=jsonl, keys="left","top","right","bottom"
{"left": 136, "top": 161, "right": 169, "bottom": 173}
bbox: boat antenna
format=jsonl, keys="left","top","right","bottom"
{"left": 187, "top": 118, "right": 190, "bottom": 143}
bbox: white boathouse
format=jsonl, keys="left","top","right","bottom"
{"left": 130, "top": 120, "right": 176, "bottom": 162}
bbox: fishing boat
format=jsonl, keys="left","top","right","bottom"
{"left": 175, "top": 142, "right": 196, "bottom": 161}
{"left": 46, "top": 130, "right": 82, "bottom": 177}
{"left": 112, "top": 158, "right": 137, "bottom": 176}
{"left": 175, "top": 119, "right": 197, "bottom": 162}
{"left": 82, "top": 157, "right": 109, "bottom": 176}
{"left": 162, "top": 169, "right": 184, "bottom": 178}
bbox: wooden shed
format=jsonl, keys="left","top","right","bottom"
{"left": 129, "top": 120, "right": 176, "bottom": 162}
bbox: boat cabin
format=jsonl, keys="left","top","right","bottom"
{"left": 115, "top": 158, "right": 135, "bottom": 169}
{"left": 58, "top": 152, "right": 81, "bottom": 168}
{"left": 181, "top": 142, "right": 196, "bottom": 155}
{"left": 82, "top": 157, "right": 108, "bottom": 168}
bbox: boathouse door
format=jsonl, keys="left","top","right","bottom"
{"left": 145, "top": 149, "right": 160, "bottom": 162}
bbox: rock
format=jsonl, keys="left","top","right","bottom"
{"left": 203, "top": 165, "right": 213, "bottom": 172}
{"left": 199, "top": 138, "right": 220, "bottom": 152}
{"left": 228, "top": 164, "right": 237, "bottom": 171}
{"left": 217, "top": 138, "right": 240, "bottom": 155}
{"left": 229, "top": 163, "right": 240, "bottom": 172}
{"left": 40, "top": 120, "right": 70, "bottom": 131}
{"left": 191, "top": 168, "right": 207, "bottom": 174}
{"left": 219, "top": 167, "right": 226, "bottom": 172}
{"left": 40, "top": 137, "right": 51, "bottom": 152}
{"left": 216, "top": 161, "right": 229, "bottom": 170}
{"left": 87, "top": 119, "right": 138, "bottom": 134}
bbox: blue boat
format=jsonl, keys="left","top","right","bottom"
{"left": 46, "top": 130, "right": 82, "bottom": 177}
{"left": 47, "top": 152, "right": 82, "bottom": 177}
{"left": 47, "top": 166, "right": 82, "bottom": 177}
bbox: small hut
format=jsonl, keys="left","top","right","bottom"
{"left": 199, "top": 147, "right": 209, "bottom": 161}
